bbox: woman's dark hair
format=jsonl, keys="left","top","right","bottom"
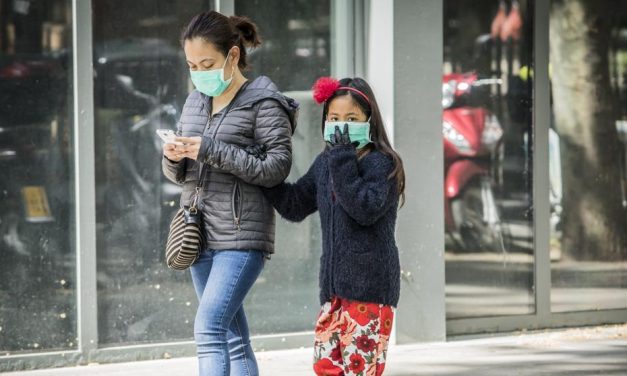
{"left": 181, "top": 11, "right": 261, "bottom": 70}
{"left": 321, "top": 77, "right": 406, "bottom": 206}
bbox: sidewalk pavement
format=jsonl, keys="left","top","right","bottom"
{"left": 5, "top": 324, "right": 627, "bottom": 375}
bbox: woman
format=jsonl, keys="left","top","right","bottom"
{"left": 161, "top": 10, "right": 298, "bottom": 376}
{"left": 255, "top": 76, "right": 405, "bottom": 375}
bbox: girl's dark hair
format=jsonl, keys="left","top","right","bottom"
{"left": 181, "top": 11, "right": 261, "bottom": 70}
{"left": 321, "top": 77, "right": 406, "bottom": 206}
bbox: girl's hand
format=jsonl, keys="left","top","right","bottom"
{"left": 163, "top": 143, "right": 184, "bottom": 162}
{"left": 174, "top": 136, "right": 202, "bottom": 160}
{"left": 327, "top": 124, "right": 359, "bottom": 149}
{"left": 244, "top": 143, "right": 268, "bottom": 160}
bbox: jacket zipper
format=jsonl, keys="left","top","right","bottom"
{"left": 237, "top": 184, "right": 243, "bottom": 230}
{"left": 212, "top": 104, "right": 241, "bottom": 232}
{"left": 209, "top": 87, "right": 246, "bottom": 231}
{"left": 232, "top": 181, "right": 242, "bottom": 231}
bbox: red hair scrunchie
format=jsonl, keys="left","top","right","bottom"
{"left": 312, "top": 76, "right": 371, "bottom": 105}
{"left": 312, "top": 77, "right": 341, "bottom": 104}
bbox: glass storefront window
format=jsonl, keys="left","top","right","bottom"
{"left": 93, "top": 0, "right": 210, "bottom": 345}
{"left": 0, "top": 0, "right": 76, "bottom": 352}
{"left": 443, "top": 0, "right": 535, "bottom": 319}
{"left": 94, "top": 0, "right": 332, "bottom": 345}
{"left": 235, "top": 0, "right": 331, "bottom": 92}
{"left": 234, "top": 0, "right": 331, "bottom": 335}
{"left": 549, "top": 0, "right": 627, "bottom": 312}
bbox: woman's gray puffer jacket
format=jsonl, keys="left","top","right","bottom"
{"left": 162, "top": 76, "right": 298, "bottom": 254}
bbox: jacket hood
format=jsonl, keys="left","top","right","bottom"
{"left": 195, "top": 76, "right": 299, "bottom": 132}
{"left": 235, "top": 76, "right": 300, "bottom": 132}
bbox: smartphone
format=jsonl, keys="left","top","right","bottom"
{"left": 156, "top": 129, "right": 182, "bottom": 145}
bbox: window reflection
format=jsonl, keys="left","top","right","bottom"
{"left": 93, "top": 0, "right": 208, "bottom": 345}
{"left": 94, "top": 0, "right": 331, "bottom": 344}
{"left": 234, "top": 0, "right": 330, "bottom": 335}
{"left": 0, "top": 0, "right": 76, "bottom": 352}
{"left": 549, "top": 0, "right": 627, "bottom": 312}
{"left": 444, "top": 0, "right": 534, "bottom": 319}
{"left": 236, "top": 0, "right": 331, "bottom": 92}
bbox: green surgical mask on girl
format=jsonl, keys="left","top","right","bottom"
{"left": 323, "top": 120, "right": 372, "bottom": 149}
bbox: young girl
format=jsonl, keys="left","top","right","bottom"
{"left": 258, "top": 77, "right": 405, "bottom": 376}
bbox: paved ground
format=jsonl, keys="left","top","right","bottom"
{"left": 4, "top": 324, "right": 627, "bottom": 375}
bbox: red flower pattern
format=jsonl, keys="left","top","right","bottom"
{"left": 314, "top": 297, "right": 394, "bottom": 376}
{"left": 355, "top": 334, "right": 377, "bottom": 353}
{"left": 330, "top": 346, "right": 343, "bottom": 362}
{"left": 380, "top": 306, "right": 394, "bottom": 337}
{"left": 313, "top": 358, "right": 344, "bottom": 376}
{"left": 369, "top": 322, "right": 378, "bottom": 333}
{"left": 349, "top": 353, "right": 366, "bottom": 373}
{"left": 344, "top": 300, "right": 377, "bottom": 326}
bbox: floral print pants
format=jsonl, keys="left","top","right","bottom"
{"left": 313, "top": 296, "right": 394, "bottom": 376}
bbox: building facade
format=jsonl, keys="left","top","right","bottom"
{"left": 0, "top": 0, "right": 626, "bottom": 371}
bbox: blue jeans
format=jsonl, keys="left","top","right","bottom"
{"left": 190, "top": 249, "right": 265, "bottom": 376}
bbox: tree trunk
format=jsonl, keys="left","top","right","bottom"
{"left": 550, "top": 0, "right": 627, "bottom": 260}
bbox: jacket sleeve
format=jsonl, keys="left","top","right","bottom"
{"left": 197, "top": 99, "right": 293, "bottom": 188}
{"left": 327, "top": 147, "right": 397, "bottom": 226}
{"left": 162, "top": 156, "right": 186, "bottom": 185}
{"left": 161, "top": 116, "right": 187, "bottom": 185}
{"left": 261, "top": 155, "right": 319, "bottom": 222}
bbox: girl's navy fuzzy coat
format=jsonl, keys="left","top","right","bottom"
{"left": 263, "top": 145, "right": 401, "bottom": 307}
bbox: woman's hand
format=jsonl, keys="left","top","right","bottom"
{"left": 163, "top": 142, "right": 185, "bottom": 162}
{"left": 174, "top": 136, "right": 202, "bottom": 160}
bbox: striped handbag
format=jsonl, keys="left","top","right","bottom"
{"left": 165, "top": 192, "right": 204, "bottom": 270}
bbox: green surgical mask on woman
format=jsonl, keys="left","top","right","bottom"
{"left": 189, "top": 53, "right": 233, "bottom": 97}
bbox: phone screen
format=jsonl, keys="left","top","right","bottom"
{"left": 156, "top": 129, "right": 182, "bottom": 145}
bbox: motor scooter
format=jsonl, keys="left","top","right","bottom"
{"left": 443, "top": 72, "right": 506, "bottom": 253}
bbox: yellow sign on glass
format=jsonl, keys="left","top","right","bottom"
{"left": 21, "top": 186, "right": 53, "bottom": 222}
